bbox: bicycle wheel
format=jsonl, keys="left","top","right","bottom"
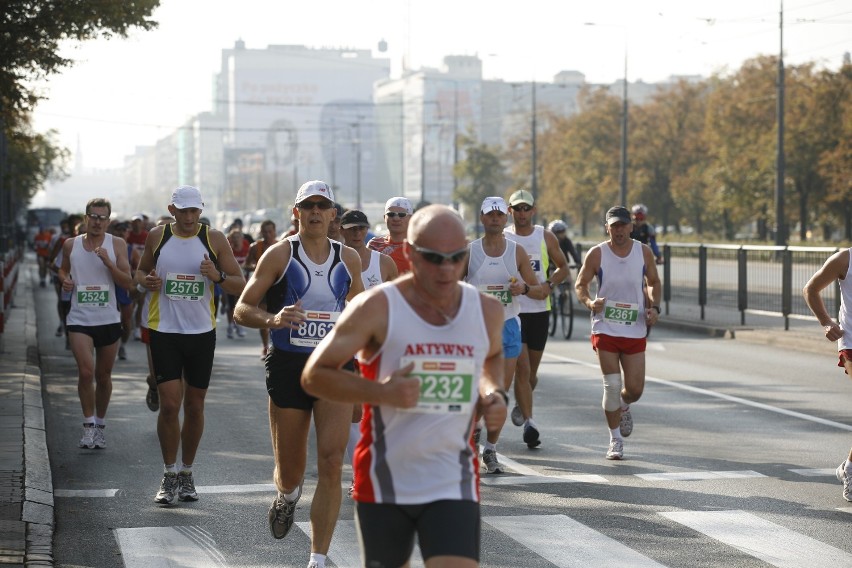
{"left": 561, "top": 290, "right": 574, "bottom": 339}
{"left": 548, "top": 291, "right": 557, "bottom": 336}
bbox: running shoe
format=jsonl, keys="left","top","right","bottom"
{"left": 133, "top": 327, "right": 141, "bottom": 341}
{"left": 510, "top": 404, "right": 524, "bottom": 427}
{"left": 118, "top": 345, "right": 127, "bottom": 360}
{"left": 307, "top": 561, "right": 319, "bottom": 568}
{"left": 236, "top": 324, "right": 246, "bottom": 338}
{"left": 155, "top": 472, "right": 179, "bottom": 504}
{"left": 347, "top": 478, "right": 355, "bottom": 499}
{"left": 481, "top": 449, "right": 504, "bottom": 474}
{"left": 619, "top": 406, "right": 633, "bottom": 438}
{"left": 523, "top": 422, "right": 541, "bottom": 448}
{"left": 836, "top": 461, "right": 852, "bottom": 502}
{"left": 268, "top": 483, "right": 302, "bottom": 539}
{"left": 606, "top": 438, "right": 624, "bottom": 460}
{"left": 177, "top": 471, "right": 198, "bottom": 502}
{"left": 92, "top": 424, "right": 106, "bottom": 449}
{"left": 146, "top": 387, "right": 159, "bottom": 412}
{"left": 78, "top": 423, "right": 95, "bottom": 449}
{"left": 55, "top": 324, "right": 63, "bottom": 337}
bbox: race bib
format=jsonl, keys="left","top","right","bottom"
{"left": 165, "top": 272, "right": 205, "bottom": 301}
{"left": 603, "top": 300, "right": 640, "bottom": 325}
{"left": 399, "top": 357, "right": 475, "bottom": 414}
{"left": 477, "top": 284, "right": 512, "bottom": 305}
{"left": 528, "top": 253, "right": 542, "bottom": 274}
{"left": 290, "top": 310, "right": 339, "bottom": 347}
{"left": 76, "top": 284, "right": 110, "bottom": 307}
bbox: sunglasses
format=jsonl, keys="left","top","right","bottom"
{"left": 412, "top": 244, "right": 468, "bottom": 265}
{"left": 386, "top": 212, "right": 408, "bottom": 219}
{"left": 297, "top": 200, "right": 334, "bottom": 210}
{"left": 511, "top": 205, "right": 533, "bottom": 213}
{"left": 86, "top": 213, "right": 110, "bottom": 222}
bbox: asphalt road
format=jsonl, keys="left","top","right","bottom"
{"left": 35, "top": 282, "right": 852, "bottom": 568}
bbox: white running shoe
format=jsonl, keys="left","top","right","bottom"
{"left": 606, "top": 438, "right": 624, "bottom": 460}
{"left": 118, "top": 345, "right": 127, "bottom": 360}
{"left": 619, "top": 406, "right": 633, "bottom": 437}
{"left": 92, "top": 424, "right": 106, "bottom": 449}
{"left": 510, "top": 404, "right": 524, "bottom": 427}
{"left": 836, "top": 461, "right": 851, "bottom": 502}
{"left": 155, "top": 472, "right": 178, "bottom": 504}
{"left": 79, "top": 423, "right": 95, "bottom": 449}
{"left": 177, "top": 471, "right": 198, "bottom": 502}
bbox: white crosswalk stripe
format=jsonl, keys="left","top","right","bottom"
{"left": 635, "top": 470, "right": 766, "bottom": 481}
{"left": 484, "top": 514, "right": 666, "bottom": 568}
{"left": 114, "top": 526, "right": 227, "bottom": 567}
{"left": 660, "top": 510, "right": 852, "bottom": 567}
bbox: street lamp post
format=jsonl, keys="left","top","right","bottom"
{"left": 775, "top": 1, "right": 786, "bottom": 246}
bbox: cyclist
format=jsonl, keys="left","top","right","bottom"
{"left": 547, "top": 220, "right": 581, "bottom": 267}
{"left": 630, "top": 204, "right": 663, "bottom": 265}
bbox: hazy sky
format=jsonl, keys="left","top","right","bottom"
{"left": 30, "top": 0, "right": 851, "bottom": 170}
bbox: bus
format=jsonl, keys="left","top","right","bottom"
{"left": 26, "top": 207, "right": 66, "bottom": 245}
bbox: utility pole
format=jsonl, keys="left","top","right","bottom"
{"left": 775, "top": 0, "right": 786, "bottom": 246}
{"left": 531, "top": 81, "right": 538, "bottom": 203}
{"left": 619, "top": 52, "right": 628, "bottom": 207}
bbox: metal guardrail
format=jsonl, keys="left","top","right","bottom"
{"left": 0, "top": 247, "right": 22, "bottom": 334}
{"left": 577, "top": 242, "right": 841, "bottom": 330}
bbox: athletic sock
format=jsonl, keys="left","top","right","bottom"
{"left": 484, "top": 441, "right": 496, "bottom": 452}
{"left": 282, "top": 486, "right": 300, "bottom": 503}
{"left": 620, "top": 397, "right": 629, "bottom": 411}
{"left": 180, "top": 463, "right": 193, "bottom": 474}
{"left": 93, "top": 416, "right": 105, "bottom": 426}
{"left": 83, "top": 415, "right": 95, "bottom": 425}
{"left": 525, "top": 417, "right": 538, "bottom": 429}
{"left": 164, "top": 463, "right": 177, "bottom": 474}
{"left": 610, "top": 427, "right": 623, "bottom": 441}
{"left": 308, "top": 553, "right": 326, "bottom": 568}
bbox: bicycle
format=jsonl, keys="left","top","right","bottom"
{"left": 548, "top": 281, "right": 574, "bottom": 339}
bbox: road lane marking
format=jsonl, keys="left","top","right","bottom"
{"left": 485, "top": 514, "right": 666, "bottom": 567}
{"left": 543, "top": 353, "right": 852, "bottom": 432}
{"left": 114, "top": 526, "right": 227, "bottom": 567}
{"left": 789, "top": 468, "right": 836, "bottom": 477}
{"left": 660, "top": 510, "right": 852, "bottom": 567}
{"left": 55, "top": 489, "right": 121, "bottom": 498}
{"left": 636, "top": 470, "right": 766, "bottom": 481}
{"left": 296, "top": 520, "right": 424, "bottom": 568}
{"left": 481, "top": 474, "right": 610, "bottom": 486}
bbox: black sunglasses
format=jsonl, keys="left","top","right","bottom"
{"left": 511, "top": 205, "right": 533, "bottom": 213}
{"left": 297, "top": 200, "right": 334, "bottom": 210}
{"left": 86, "top": 213, "right": 109, "bottom": 222}
{"left": 386, "top": 212, "right": 408, "bottom": 219}
{"left": 411, "top": 244, "right": 468, "bottom": 265}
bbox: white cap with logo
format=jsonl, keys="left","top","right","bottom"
{"left": 385, "top": 196, "right": 413, "bottom": 214}
{"left": 171, "top": 186, "right": 204, "bottom": 209}
{"left": 295, "top": 180, "right": 334, "bottom": 205}
{"left": 480, "top": 196, "right": 508, "bottom": 215}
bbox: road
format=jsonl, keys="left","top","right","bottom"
{"left": 35, "top": 282, "right": 852, "bottom": 568}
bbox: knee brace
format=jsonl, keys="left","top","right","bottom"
{"left": 602, "top": 373, "right": 623, "bottom": 411}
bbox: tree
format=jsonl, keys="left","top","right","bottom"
{"left": 453, "top": 132, "right": 509, "bottom": 224}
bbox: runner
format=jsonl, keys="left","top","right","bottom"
{"left": 34, "top": 225, "right": 54, "bottom": 287}
{"left": 233, "top": 180, "right": 363, "bottom": 568}
{"left": 464, "top": 196, "right": 545, "bottom": 473}
{"left": 58, "top": 198, "right": 133, "bottom": 450}
{"left": 245, "top": 220, "right": 278, "bottom": 359}
{"left": 134, "top": 186, "right": 246, "bottom": 505}
{"left": 368, "top": 196, "right": 413, "bottom": 274}
{"left": 574, "top": 205, "right": 661, "bottom": 460}
{"left": 803, "top": 248, "right": 852, "bottom": 502}
{"left": 503, "top": 189, "right": 570, "bottom": 448}
{"left": 302, "top": 204, "right": 506, "bottom": 568}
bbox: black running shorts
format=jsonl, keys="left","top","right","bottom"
{"left": 149, "top": 329, "right": 216, "bottom": 389}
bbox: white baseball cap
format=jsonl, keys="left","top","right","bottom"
{"left": 295, "top": 180, "right": 335, "bottom": 205}
{"left": 480, "top": 196, "right": 508, "bottom": 215}
{"left": 385, "top": 196, "right": 413, "bottom": 214}
{"left": 171, "top": 186, "right": 204, "bottom": 209}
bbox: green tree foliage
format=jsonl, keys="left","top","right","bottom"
{"left": 0, "top": 0, "right": 159, "bottom": 210}
{"left": 453, "top": 131, "right": 509, "bottom": 221}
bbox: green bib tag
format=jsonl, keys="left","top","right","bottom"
{"left": 76, "top": 284, "right": 110, "bottom": 307}
{"left": 399, "top": 357, "right": 475, "bottom": 414}
{"left": 477, "top": 284, "right": 512, "bottom": 305}
{"left": 165, "top": 272, "right": 205, "bottom": 301}
{"left": 603, "top": 300, "right": 640, "bottom": 325}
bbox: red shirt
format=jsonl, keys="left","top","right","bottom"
{"left": 368, "top": 235, "right": 410, "bottom": 274}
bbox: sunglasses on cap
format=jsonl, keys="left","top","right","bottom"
{"left": 297, "top": 200, "right": 334, "bottom": 210}
{"left": 86, "top": 213, "right": 109, "bottom": 222}
{"left": 386, "top": 211, "right": 408, "bottom": 219}
{"left": 411, "top": 244, "right": 468, "bottom": 265}
{"left": 511, "top": 205, "right": 533, "bottom": 213}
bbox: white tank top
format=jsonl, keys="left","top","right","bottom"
{"left": 466, "top": 238, "right": 520, "bottom": 321}
{"left": 354, "top": 282, "right": 489, "bottom": 505}
{"left": 837, "top": 249, "right": 852, "bottom": 350}
{"left": 591, "top": 240, "right": 648, "bottom": 339}
{"left": 147, "top": 225, "right": 216, "bottom": 333}
{"left": 504, "top": 225, "right": 549, "bottom": 313}
{"left": 66, "top": 234, "right": 121, "bottom": 327}
{"left": 361, "top": 249, "right": 384, "bottom": 290}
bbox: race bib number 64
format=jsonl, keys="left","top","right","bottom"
{"left": 399, "top": 357, "right": 475, "bottom": 414}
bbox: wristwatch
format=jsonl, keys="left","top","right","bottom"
{"left": 217, "top": 269, "right": 227, "bottom": 284}
{"left": 522, "top": 283, "right": 530, "bottom": 295}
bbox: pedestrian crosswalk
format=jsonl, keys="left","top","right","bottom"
{"left": 113, "top": 510, "right": 852, "bottom": 567}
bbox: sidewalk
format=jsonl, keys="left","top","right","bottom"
{"left": 0, "top": 260, "right": 53, "bottom": 567}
